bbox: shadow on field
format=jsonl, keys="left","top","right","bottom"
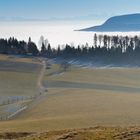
{"left": 46, "top": 80, "right": 140, "bottom": 93}
{"left": 0, "top": 60, "right": 41, "bottom": 73}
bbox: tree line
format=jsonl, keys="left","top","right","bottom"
{"left": 40, "top": 34, "right": 140, "bottom": 65}
{"left": 1, "top": 34, "right": 140, "bottom": 65}
{"left": 0, "top": 37, "right": 39, "bottom": 55}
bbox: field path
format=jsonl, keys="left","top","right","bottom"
{"left": 7, "top": 58, "right": 47, "bottom": 118}
{"left": 3, "top": 58, "right": 48, "bottom": 120}
{"left": 37, "top": 58, "right": 47, "bottom": 93}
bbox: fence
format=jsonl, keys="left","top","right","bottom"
{"left": 0, "top": 92, "right": 44, "bottom": 121}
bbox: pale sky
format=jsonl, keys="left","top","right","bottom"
{"left": 0, "top": 0, "right": 140, "bottom": 21}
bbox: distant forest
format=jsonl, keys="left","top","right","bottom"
{"left": 1, "top": 34, "right": 140, "bottom": 65}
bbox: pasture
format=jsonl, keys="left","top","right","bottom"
{"left": 0, "top": 55, "right": 42, "bottom": 121}
{"left": 1, "top": 65, "right": 140, "bottom": 133}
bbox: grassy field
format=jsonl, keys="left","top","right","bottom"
{"left": 0, "top": 71, "right": 39, "bottom": 97}
{"left": 0, "top": 57, "right": 140, "bottom": 139}
{"left": 0, "top": 55, "right": 41, "bottom": 98}
{"left": 0, "top": 65, "right": 140, "bottom": 133}
{"left": 0, "top": 54, "right": 42, "bottom": 121}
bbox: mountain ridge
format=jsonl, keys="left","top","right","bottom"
{"left": 80, "top": 13, "right": 140, "bottom": 32}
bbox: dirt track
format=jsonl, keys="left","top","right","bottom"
{"left": 37, "top": 59, "right": 47, "bottom": 93}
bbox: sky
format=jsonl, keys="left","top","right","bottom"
{"left": 0, "top": 0, "right": 140, "bottom": 22}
